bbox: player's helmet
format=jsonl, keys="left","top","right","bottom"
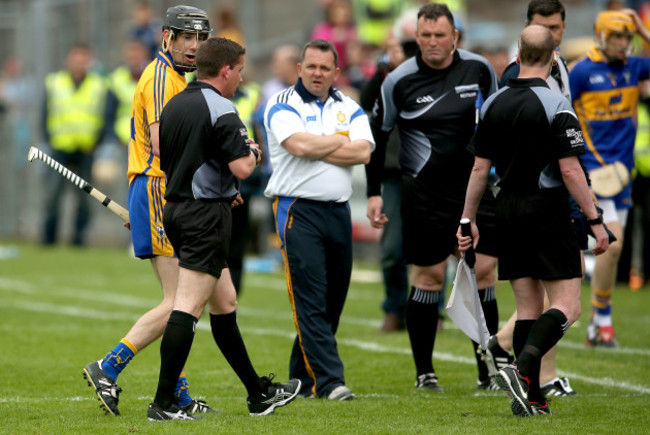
{"left": 595, "top": 11, "right": 635, "bottom": 42}
{"left": 163, "top": 5, "right": 212, "bottom": 35}
{"left": 162, "top": 5, "right": 212, "bottom": 72}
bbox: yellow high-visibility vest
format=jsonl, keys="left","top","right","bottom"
{"left": 45, "top": 70, "right": 108, "bottom": 153}
{"left": 634, "top": 101, "right": 650, "bottom": 177}
{"left": 232, "top": 82, "right": 261, "bottom": 139}
{"left": 110, "top": 66, "right": 138, "bottom": 145}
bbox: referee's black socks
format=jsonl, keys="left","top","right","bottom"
{"left": 210, "top": 311, "right": 265, "bottom": 398}
{"left": 406, "top": 286, "right": 440, "bottom": 376}
{"left": 473, "top": 286, "right": 499, "bottom": 381}
{"left": 515, "top": 308, "right": 569, "bottom": 402}
{"left": 155, "top": 310, "right": 197, "bottom": 409}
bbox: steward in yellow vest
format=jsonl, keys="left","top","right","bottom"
{"left": 41, "top": 44, "right": 112, "bottom": 246}
{"left": 109, "top": 40, "right": 149, "bottom": 146}
{"left": 45, "top": 69, "right": 109, "bottom": 153}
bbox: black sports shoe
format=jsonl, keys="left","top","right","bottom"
{"left": 529, "top": 400, "right": 553, "bottom": 416}
{"left": 181, "top": 399, "right": 222, "bottom": 413}
{"left": 496, "top": 364, "right": 533, "bottom": 417}
{"left": 147, "top": 402, "right": 201, "bottom": 421}
{"left": 541, "top": 377, "right": 577, "bottom": 397}
{"left": 415, "top": 373, "right": 444, "bottom": 392}
{"left": 511, "top": 399, "right": 553, "bottom": 417}
{"left": 477, "top": 377, "right": 500, "bottom": 391}
{"left": 247, "top": 374, "right": 301, "bottom": 416}
{"left": 485, "top": 336, "right": 514, "bottom": 378}
{"left": 83, "top": 360, "right": 122, "bottom": 416}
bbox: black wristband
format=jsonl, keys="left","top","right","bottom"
{"left": 251, "top": 147, "right": 259, "bottom": 161}
{"left": 587, "top": 214, "right": 603, "bottom": 225}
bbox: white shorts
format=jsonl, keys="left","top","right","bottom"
{"left": 599, "top": 199, "right": 628, "bottom": 227}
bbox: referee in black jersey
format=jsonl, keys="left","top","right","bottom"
{"left": 148, "top": 37, "right": 300, "bottom": 421}
{"left": 365, "top": 3, "right": 500, "bottom": 392}
{"left": 458, "top": 25, "right": 609, "bottom": 417}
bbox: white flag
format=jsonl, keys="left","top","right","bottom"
{"left": 446, "top": 258, "right": 490, "bottom": 350}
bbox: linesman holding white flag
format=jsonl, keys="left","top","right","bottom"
{"left": 458, "top": 25, "right": 609, "bottom": 417}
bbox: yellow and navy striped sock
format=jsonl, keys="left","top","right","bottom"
{"left": 174, "top": 372, "right": 193, "bottom": 407}
{"left": 101, "top": 338, "right": 137, "bottom": 381}
{"left": 591, "top": 288, "right": 612, "bottom": 318}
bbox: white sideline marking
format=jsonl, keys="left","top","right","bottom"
{"left": 559, "top": 371, "right": 650, "bottom": 395}
{"left": 243, "top": 273, "right": 383, "bottom": 301}
{"left": 5, "top": 284, "right": 650, "bottom": 357}
{"left": 0, "top": 393, "right": 401, "bottom": 403}
{"left": 0, "top": 277, "right": 36, "bottom": 294}
{"left": 0, "top": 396, "right": 91, "bottom": 403}
{"left": 557, "top": 339, "right": 650, "bottom": 356}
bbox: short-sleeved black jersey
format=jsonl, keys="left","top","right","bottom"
{"left": 160, "top": 81, "right": 251, "bottom": 201}
{"left": 469, "top": 77, "right": 585, "bottom": 195}
{"left": 367, "top": 49, "right": 497, "bottom": 199}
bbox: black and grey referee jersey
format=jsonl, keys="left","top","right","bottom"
{"left": 160, "top": 81, "right": 251, "bottom": 202}
{"left": 469, "top": 77, "right": 586, "bottom": 195}
{"left": 366, "top": 49, "right": 497, "bottom": 199}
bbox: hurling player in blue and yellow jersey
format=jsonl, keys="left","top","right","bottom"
{"left": 82, "top": 6, "right": 218, "bottom": 416}
{"left": 570, "top": 9, "right": 650, "bottom": 347}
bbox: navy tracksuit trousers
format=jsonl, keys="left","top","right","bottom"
{"left": 273, "top": 196, "right": 352, "bottom": 398}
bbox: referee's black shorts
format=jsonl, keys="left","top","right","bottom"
{"left": 163, "top": 200, "right": 231, "bottom": 278}
{"left": 401, "top": 176, "right": 498, "bottom": 266}
{"left": 496, "top": 190, "right": 582, "bottom": 281}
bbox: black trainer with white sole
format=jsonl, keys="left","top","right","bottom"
{"left": 247, "top": 375, "right": 301, "bottom": 416}
{"left": 147, "top": 402, "right": 202, "bottom": 421}
{"left": 496, "top": 364, "right": 533, "bottom": 417}
{"left": 181, "top": 399, "right": 222, "bottom": 414}
{"left": 541, "top": 377, "right": 577, "bottom": 397}
{"left": 415, "top": 373, "right": 444, "bottom": 392}
{"left": 485, "top": 335, "right": 514, "bottom": 378}
{"left": 83, "top": 360, "right": 122, "bottom": 416}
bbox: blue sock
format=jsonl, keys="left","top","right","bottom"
{"left": 175, "top": 372, "right": 193, "bottom": 407}
{"left": 101, "top": 339, "right": 136, "bottom": 381}
{"left": 597, "top": 304, "right": 611, "bottom": 316}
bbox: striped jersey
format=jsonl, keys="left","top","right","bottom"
{"left": 570, "top": 48, "right": 650, "bottom": 173}
{"left": 127, "top": 49, "right": 188, "bottom": 184}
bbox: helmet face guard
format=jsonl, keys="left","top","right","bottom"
{"left": 162, "top": 5, "right": 212, "bottom": 72}
{"left": 595, "top": 11, "right": 635, "bottom": 54}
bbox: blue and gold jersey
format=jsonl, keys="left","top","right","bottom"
{"left": 570, "top": 48, "right": 650, "bottom": 172}
{"left": 127, "top": 49, "right": 188, "bottom": 185}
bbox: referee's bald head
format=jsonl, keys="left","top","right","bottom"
{"left": 518, "top": 24, "right": 555, "bottom": 67}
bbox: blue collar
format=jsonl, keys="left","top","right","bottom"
{"left": 155, "top": 49, "right": 186, "bottom": 76}
{"left": 294, "top": 78, "right": 342, "bottom": 103}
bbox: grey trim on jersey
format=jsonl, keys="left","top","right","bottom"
{"left": 530, "top": 85, "right": 579, "bottom": 189}
{"left": 192, "top": 88, "right": 239, "bottom": 199}
{"left": 201, "top": 88, "right": 238, "bottom": 125}
{"left": 457, "top": 49, "right": 498, "bottom": 94}
{"left": 379, "top": 57, "right": 419, "bottom": 131}
{"left": 399, "top": 128, "right": 431, "bottom": 177}
{"left": 479, "top": 86, "right": 510, "bottom": 119}
{"left": 530, "top": 85, "right": 577, "bottom": 124}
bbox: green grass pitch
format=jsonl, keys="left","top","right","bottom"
{"left": 0, "top": 242, "right": 648, "bottom": 434}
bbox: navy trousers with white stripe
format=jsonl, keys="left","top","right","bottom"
{"left": 274, "top": 197, "right": 352, "bottom": 397}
